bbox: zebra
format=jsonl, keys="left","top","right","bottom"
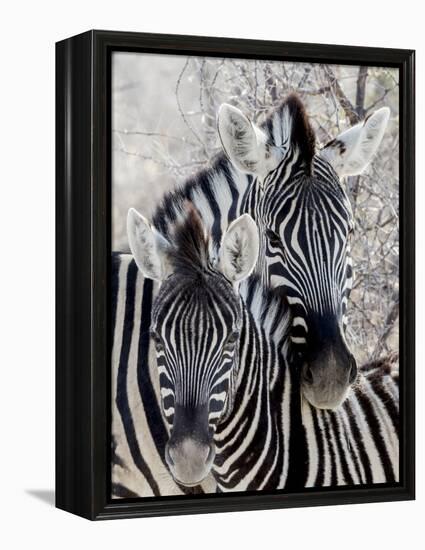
{"left": 113, "top": 207, "right": 398, "bottom": 494}
{"left": 216, "top": 95, "right": 390, "bottom": 409}
{"left": 124, "top": 207, "right": 292, "bottom": 490}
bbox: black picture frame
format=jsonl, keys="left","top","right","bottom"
{"left": 56, "top": 30, "right": 415, "bottom": 520}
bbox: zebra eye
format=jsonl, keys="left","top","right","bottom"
{"left": 295, "top": 349, "right": 306, "bottom": 364}
{"left": 225, "top": 331, "right": 239, "bottom": 347}
{"left": 266, "top": 228, "right": 287, "bottom": 261}
{"left": 266, "top": 228, "right": 280, "bottom": 245}
{"left": 150, "top": 330, "right": 163, "bottom": 347}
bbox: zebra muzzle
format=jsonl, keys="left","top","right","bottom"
{"left": 301, "top": 348, "right": 357, "bottom": 410}
{"left": 165, "top": 437, "right": 215, "bottom": 487}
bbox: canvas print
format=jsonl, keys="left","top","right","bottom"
{"left": 110, "top": 52, "right": 399, "bottom": 498}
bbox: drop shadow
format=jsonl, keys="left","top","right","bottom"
{"left": 26, "top": 489, "right": 55, "bottom": 507}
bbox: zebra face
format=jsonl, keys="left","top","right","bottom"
{"left": 151, "top": 275, "right": 241, "bottom": 485}
{"left": 127, "top": 208, "right": 259, "bottom": 486}
{"left": 257, "top": 160, "right": 357, "bottom": 409}
{"left": 218, "top": 94, "right": 390, "bottom": 410}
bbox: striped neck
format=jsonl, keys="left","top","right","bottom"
{"left": 212, "top": 276, "right": 291, "bottom": 491}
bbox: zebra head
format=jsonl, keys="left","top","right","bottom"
{"left": 218, "top": 94, "right": 390, "bottom": 410}
{"left": 127, "top": 207, "right": 259, "bottom": 486}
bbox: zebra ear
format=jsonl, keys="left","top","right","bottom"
{"left": 218, "top": 214, "right": 259, "bottom": 284}
{"left": 217, "top": 104, "right": 274, "bottom": 178}
{"left": 321, "top": 107, "right": 390, "bottom": 177}
{"left": 127, "top": 208, "right": 171, "bottom": 281}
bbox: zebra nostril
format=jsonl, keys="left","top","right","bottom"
{"left": 206, "top": 444, "right": 215, "bottom": 465}
{"left": 304, "top": 366, "right": 314, "bottom": 385}
{"left": 165, "top": 445, "right": 174, "bottom": 467}
{"left": 349, "top": 356, "right": 358, "bottom": 383}
{"left": 295, "top": 350, "right": 305, "bottom": 363}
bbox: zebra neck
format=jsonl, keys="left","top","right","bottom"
{"left": 231, "top": 276, "right": 292, "bottom": 414}
{"left": 211, "top": 281, "right": 290, "bottom": 492}
{"left": 239, "top": 276, "right": 291, "bottom": 352}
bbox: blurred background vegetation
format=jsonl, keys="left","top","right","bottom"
{"left": 112, "top": 53, "right": 399, "bottom": 364}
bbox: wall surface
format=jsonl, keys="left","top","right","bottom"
{"left": 0, "top": 1, "right": 422, "bottom": 548}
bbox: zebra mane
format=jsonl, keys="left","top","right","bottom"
{"left": 167, "top": 206, "right": 211, "bottom": 279}
{"left": 263, "top": 93, "right": 316, "bottom": 172}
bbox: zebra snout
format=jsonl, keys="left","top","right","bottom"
{"left": 165, "top": 438, "right": 215, "bottom": 487}
{"left": 301, "top": 350, "right": 356, "bottom": 411}
{"left": 302, "top": 357, "right": 356, "bottom": 387}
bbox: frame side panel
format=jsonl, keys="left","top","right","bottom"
{"left": 55, "top": 32, "right": 94, "bottom": 520}
{"left": 399, "top": 50, "right": 415, "bottom": 499}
